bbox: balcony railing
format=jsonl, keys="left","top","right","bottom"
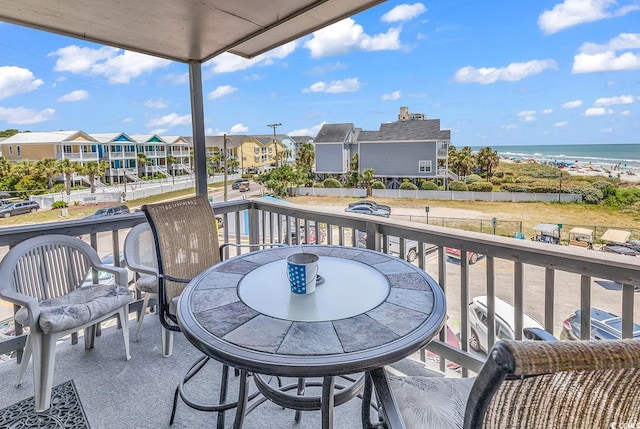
{"left": 1, "top": 199, "right": 639, "bottom": 375}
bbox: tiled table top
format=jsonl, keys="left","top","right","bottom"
{"left": 178, "top": 245, "right": 446, "bottom": 377}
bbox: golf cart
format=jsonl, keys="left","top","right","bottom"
{"left": 568, "top": 227, "right": 594, "bottom": 250}
{"left": 532, "top": 223, "right": 561, "bottom": 245}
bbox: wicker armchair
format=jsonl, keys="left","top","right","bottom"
{"left": 375, "top": 339, "right": 640, "bottom": 428}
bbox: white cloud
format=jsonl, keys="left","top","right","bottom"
{"left": 57, "top": 89, "right": 88, "bottom": 102}
{"left": 555, "top": 121, "right": 569, "bottom": 127}
{"left": 122, "top": 117, "right": 133, "bottom": 123}
{"left": 209, "top": 43, "right": 296, "bottom": 73}
{"left": 593, "top": 94, "right": 636, "bottom": 106}
{"left": 303, "top": 78, "right": 361, "bottom": 93}
{"left": 572, "top": 33, "right": 640, "bottom": 73}
{"left": 162, "top": 72, "right": 189, "bottom": 85}
{"left": 518, "top": 110, "right": 537, "bottom": 122}
{"left": 288, "top": 122, "right": 327, "bottom": 137}
{"left": 0, "top": 66, "right": 44, "bottom": 100}
{"left": 306, "top": 62, "right": 348, "bottom": 75}
{"left": 381, "top": 3, "right": 427, "bottom": 22}
{"left": 502, "top": 124, "right": 518, "bottom": 130}
{"left": 541, "top": 108, "right": 554, "bottom": 114}
{"left": 151, "top": 128, "right": 167, "bottom": 135}
{"left": 562, "top": 100, "right": 583, "bottom": 108}
{"left": 304, "top": 18, "right": 401, "bottom": 58}
{"left": 600, "top": 127, "right": 613, "bottom": 133}
{"left": 381, "top": 91, "right": 401, "bottom": 101}
{"left": 146, "top": 112, "right": 191, "bottom": 128}
{"left": 584, "top": 107, "right": 613, "bottom": 116}
{"left": 145, "top": 99, "right": 168, "bottom": 109}
{"left": 621, "top": 110, "right": 631, "bottom": 116}
{"left": 208, "top": 85, "right": 238, "bottom": 100}
{"left": 453, "top": 59, "right": 557, "bottom": 84}
{"left": 538, "top": 0, "right": 640, "bottom": 35}
{"left": 0, "top": 106, "right": 55, "bottom": 124}
{"left": 50, "top": 45, "right": 171, "bottom": 84}
{"left": 230, "top": 123, "right": 248, "bottom": 133}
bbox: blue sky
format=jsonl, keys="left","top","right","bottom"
{"left": 0, "top": 0, "right": 639, "bottom": 146}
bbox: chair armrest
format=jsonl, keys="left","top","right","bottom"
{"left": 523, "top": 327, "right": 558, "bottom": 341}
{"left": 219, "top": 243, "right": 287, "bottom": 260}
{"left": 0, "top": 288, "right": 41, "bottom": 326}
{"left": 160, "top": 273, "right": 192, "bottom": 284}
{"left": 92, "top": 263, "right": 129, "bottom": 287}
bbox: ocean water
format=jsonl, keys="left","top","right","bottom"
{"left": 469, "top": 143, "right": 640, "bottom": 169}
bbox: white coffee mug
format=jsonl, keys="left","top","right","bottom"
{"left": 287, "top": 253, "right": 319, "bottom": 295}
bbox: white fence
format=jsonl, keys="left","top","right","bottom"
{"left": 30, "top": 174, "right": 240, "bottom": 209}
{"left": 296, "top": 187, "right": 582, "bottom": 202}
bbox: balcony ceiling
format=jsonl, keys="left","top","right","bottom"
{"left": 0, "top": 0, "right": 385, "bottom": 63}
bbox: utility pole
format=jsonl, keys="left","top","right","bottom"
{"left": 267, "top": 123, "right": 281, "bottom": 168}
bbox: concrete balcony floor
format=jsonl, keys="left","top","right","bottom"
{"left": 0, "top": 314, "right": 450, "bottom": 428}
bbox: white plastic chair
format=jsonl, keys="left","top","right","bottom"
{"left": 123, "top": 223, "right": 160, "bottom": 343}
{"left": 0, "top": 234, "right": 131, "bottom": 412}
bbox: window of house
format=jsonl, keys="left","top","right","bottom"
{"left": 63, "top": 145, "right": 72, "bottom": 153}
{"left": 16, "top": 146, "right": 20, "bottom": 157}
{"left": 254, "top": 156, "right": 260, "bottom": 163}
{"left": 418, "top": 160, "right": 432, "bottom": 173}
{"left": 254, "top": 146, "right": 260, "bottom": 154}
{"left": 9, "top": 146, "right": 12, "bottom": 155}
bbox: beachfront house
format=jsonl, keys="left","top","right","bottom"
{"left": 163, "top": 135, "right": 193, "bottom": 176}
{"left": 313, "top": 107, "right": 453, "bottom": 188}
{"left": 92, "top": 132, "right": 139, "bottom": 185}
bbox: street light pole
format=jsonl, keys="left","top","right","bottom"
{"left": 267, "top": 123, "right": 281, "bottom": 168}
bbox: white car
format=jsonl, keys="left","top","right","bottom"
{"left": 467, "top": 295, "right": 543, "bottom": 353}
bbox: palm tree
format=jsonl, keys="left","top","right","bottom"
{"left": 59, "top": 158, "right": 81, "bottom": 195}
{"left": 209, "top": 152, "right": 222, "bottom": 172}
{"left": 137, "top": 152, "right": 147, "bottom": 178}
{"left": 476, "top": 146, "right": 500, "bottom": 181}
{"left": 166, "top": 154, "right": 177, "bottom": 184}
{"left": 84, "top": 160, "right": 109, "bottom": 193}
{"left": 362, "top": 168, "right": 376, "bottom": 196}
{"left": 0, "top": 156, "right": 13, "bottom": 179}
{"left": 450, "top": 146, "right": 476, "bottom": 179}
{"left": 296, "top": 143, "right": 315, "bottom": 173}
{"left": 226, "top": 157, "right": 240, "bottom": 173}
{"left": 35, "top": 158, "right": 59, "bottom": 189}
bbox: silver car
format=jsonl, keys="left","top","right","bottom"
{"left": 0, "top": 200, "right": 40, "bottom": 218}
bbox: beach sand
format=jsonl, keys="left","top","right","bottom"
{"left": 501, "top": 158, "right": 640, "bottom": 183}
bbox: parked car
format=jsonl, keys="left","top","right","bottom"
{"left": 284, "top": 220, "right": 326, "bottom": 245}
{"left": 83, "top": 252, "right": 128, "bottom": 286}
{"left": 86, "top": 204, "right": 130, "bottom": 218}
{"left": 0, "top": 200, "right": 40, "bottom": 218}
{"left": 347, "top": 200, "right": 391, "bottom": 214}
{"left": 561, "top": 308, "right": 640, "bottom": 340}
{"left": 445, "top": 247, "right": 482, "bottom": 264}
{"left": 238, "top": 181, "right": 250, "bottom": 192}
{"left": 388, "top": 236, "right": 437, "bottom": 262}
{"left": 232, "top": 179, "right": 250, "bottom": 190}
{"left": 468, "top": 295, "right": 543, "bottom": 353}
{"left": 344, "top": 204, "right": 390, "bottom": 218}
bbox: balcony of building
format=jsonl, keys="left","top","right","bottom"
{"left": 0, "top": 198, "right": 638, "bottom": 427}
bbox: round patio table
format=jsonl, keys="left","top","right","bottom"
{"left": 177, "top": 244, "right": 446, "bottom": 428}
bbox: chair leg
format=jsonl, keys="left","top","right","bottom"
{"left": 162, "top": 328, "right": 174, "bottom": 357}
{"left": 84, "top": 324, "right": 96, "bottom": 350}
{"left": 16, "top": 334, "right": 31, "bottom": 387}
{"left": 119, "top": 306, "right": 131, "bottom": 361}
{"left": 133, "top": 293, "right": 153, "bottom": 342}
{"left": 34, "top": 334, "right": 57, "bottom": 412}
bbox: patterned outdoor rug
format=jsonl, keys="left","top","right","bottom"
{"left": 0, "top": 380, "right": 90, "bottom": 429}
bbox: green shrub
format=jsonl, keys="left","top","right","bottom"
{"left": 399, "top": 182, "right": 418, "bottom": 190}
{"left": 421, "top": 180, "right": 438, "bottom": 190}
{"left": 468, "top": 182, "right": 493, "bottom": 192}
{"left": 466, "top": 174, "right": 482, "bottom": 184}
{"left": 323, "top": 178, "right": 342, "bottom": 188}
{"left": 51, "top": 201, "right": 68, "bottom": 209}
{"left": 312, "top": 182, "right": 324, "bottom": 188}
{"left": 489, "top": 176, "right": 502, "bottom": 185}
{"left": 371, "top": 181, "right": 386, "bottom": 189}
{"left": 499, "top": 184, "right": 529, "bottom": 192}
{"left": 449, "top": 180, "right": 468, "bottom": 191}
{"left": 581, "top": 187, "right": 604, "bottom": 204}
